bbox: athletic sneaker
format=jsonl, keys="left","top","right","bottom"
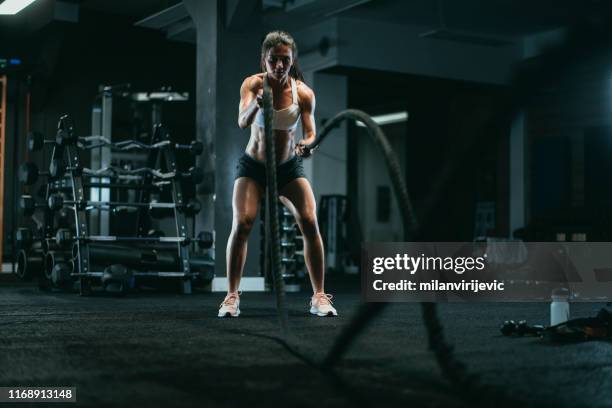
{"left": 310, "top": 292, "right": 338, "bottom": 317}
{"left": 218, "top": 291, "right": 241, "bottom": 318}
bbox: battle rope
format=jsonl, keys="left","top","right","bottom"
{"left": 262, "top": 77, "right": 289, "bottom": 336}
{"left": 307, "top": 110, "right": 475, "bottom": 390}
{"left": 262, "top": 91, "right": 477, "bottom": 393}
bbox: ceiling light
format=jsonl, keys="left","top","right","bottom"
{"left": 0, "top": 0, "right": 39, "bottom": 15}
{"left": 356, "top": 111, "right": 409, "bottom": 127}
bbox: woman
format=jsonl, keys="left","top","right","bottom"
{"left": 218, "top": 31, "right": 337, "bottom": 318}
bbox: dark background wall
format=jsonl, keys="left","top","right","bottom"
{"left": 523, "top": 31, "right": 612, "bottom": 240}
{"left": 342, "top": 68, "right": 509, "bottom": 243}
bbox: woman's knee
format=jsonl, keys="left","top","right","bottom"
{"left": 297, "top": 211, "right": 319, "bottom": 237}
{"left": 232, "top": 214, "right": 256, "bottom": 239}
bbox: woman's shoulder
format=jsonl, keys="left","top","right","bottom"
{"left": 242, "top": 74, "right": 264, "bottom": 90}
{"left": 295, "top": 80, "right": 314, "bottom": 101}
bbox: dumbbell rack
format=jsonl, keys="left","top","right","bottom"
{"left": 18, "top": 115, "right": 212, "bottom": 295}
{"left": 260, "top": 201, "right": 306, "bottom": 292}
{"left": 45, "top": 115, "right": 91, "bottom": 294}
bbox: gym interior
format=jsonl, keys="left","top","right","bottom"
{"left": 1, "top": 1, "right": 611, "bottom": 407}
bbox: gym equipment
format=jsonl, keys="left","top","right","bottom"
{"left": 80, "top": 243, "right": 213, "bottom": 273}
{"left": 81, "top": 165, "right": 204, "bottom": 184}
{"left": 500, "top": 320, "right": 546, "bottom": 337}
{"left": 50, "top": 160, "right": 198, "bottom": 181}
{"left": 44, "top": 251, "right": 71, "bottom": 280}
{"left": 184, "top": 198, "right": 201, "bottom": 216}
{"left": 48, "top": 159, "right": 82, "bottom": 178}
{"left": 48, "top": 182, "right": 163, "bottom": 194}
{"left": 84, "top": 182, "right": 162, "bottom": 190}
{"left": 261, "top": 76, "right": 289, "bottom": 333}
{"left": 319, "top": 195, "right": 348, "bottom": 273}
{"left": 26, "top": 125, "right": 77, "bottom": 150}
{"left": 51, "top": 262, "right": 72, "bottom": 287}
{"left": 15, "top": 227, "right": 35, "bottom": 248}
{"left": 53, "top": 227, "right": 211, "bottom": 249}
{"left": 500, "top": 320, "right": 516, "bottom": 336}
{"left": 261, "top": 203, "right": 303, "bottom": 292}
{"left": 19, "top": 160, "right": 204, "bottom": 185}
{"left": 59, "top": 233, "right": 212, "bottom": 248}
{"left": 29, "top": 130, "right": 204, "bottom": 155}
{"left": 54, "top": 228, "right": 73, "bottom": 247}
{"left": 47, "top": 193, "right": 201, "bottom": 213}
{"left": 257, "top": 84, "right": 475, "bottom": 395}
{"left": 42, "top": 239, "right": 63, "bottom": 254}
{"left": 147, "top": 229, "right": 165, "bottom": 238}
{"left": 27, "top": 131, "right": 53, "bottom": 152}
{"left": 101, "top": 264, "right": 132, "bottom": 295}
{"left": 19, "top": 162, "right": 50, "bottom": 185}
{"left": 16, "top": 114, "right": 214, "bottom": 294}
{"left": 16, "top": 249, "right": 43, "bottom": 280}
{"left": 19, "top": 195, "right": 46, "bottom": 216}
{"left": 79, "top": 136, "right": 204, "bottom": 155}
{"left": 55, "top": 127, "right": 77, "bottom": 146}
{"left": 196, "top": 231, "right": 213, "bottom": 248}
{"left": 36, "top": 250, "right": 74, "bottom": 292}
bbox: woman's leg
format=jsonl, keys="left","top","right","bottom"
{"left": 279, "top": 178, "right": 325, "bottom": 294}
{"left": 226, "top": 177, "right": 263, "bottom": 293}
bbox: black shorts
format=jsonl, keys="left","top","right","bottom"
{"left": 235, "top": 153, "right": 306, "bottom": 190}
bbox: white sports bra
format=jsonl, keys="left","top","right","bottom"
{"left": 253, "top": 76, "right": 301, "bottom": 131}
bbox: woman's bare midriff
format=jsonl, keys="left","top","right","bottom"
{"left": 245, "top": 125, "right": 296, "bottom": 163}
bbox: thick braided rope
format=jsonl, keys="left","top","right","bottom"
{"left": 262, "top": 78, "right": 289, "bottom": 336}
{"left": 309, "top": 110, "right": 474, "bottom": 390}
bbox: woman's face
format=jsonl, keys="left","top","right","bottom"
{"left": 264, "top": 44, "right": 293, "bottom": 81}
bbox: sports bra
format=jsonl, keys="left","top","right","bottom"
{"left": 253, "top": 76, "right": 301, "bottom": 131}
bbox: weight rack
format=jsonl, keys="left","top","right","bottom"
{"left": 260, "top": 200, "right": 306, "bottom": 292}
{"left": 16, "top": 114, "right": 213, "bottom": 295}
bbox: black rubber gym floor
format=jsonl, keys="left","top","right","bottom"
{"left": 0, "top": 276, "right": 610, "bottom": 408}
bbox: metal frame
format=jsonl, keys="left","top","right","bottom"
{"left": 0, "top": 76, "right": 6, "bottom": 264}
{"left": 74, "top": 123, "right": 194, "bottom": 294}
{"left": 31, "top": 115, "right": 198, "bottom": 294}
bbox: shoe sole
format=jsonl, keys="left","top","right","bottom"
{"left": 309, "top": 307, "right": 337, "bottom": 317}
{"left": 218, "top": 309, "right": 240, "bottom": 318}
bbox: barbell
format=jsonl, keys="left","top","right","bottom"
{"left": 47, "top": 194, "right": 201, "bottom": 215}
{"left": 80, "top": 137, "right": 204, "bottom": 155}
{"left": 28, "top": 129, "right": 204, "bottom": 155}
{"left": 19, "top": 161, "right": 204, "bottom": 185}
{"left": 54, "top": 227, "right": 213, "bottom": 249}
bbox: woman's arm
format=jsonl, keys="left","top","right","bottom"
{"left": 238, "top": 76, "right": 263, "bottom": 129}
{"left": 296, "top": 84, "right": 316, "bottom": 157}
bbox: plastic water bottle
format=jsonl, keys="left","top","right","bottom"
{"left": 550, "top": 288, "right": 570, "bottom": 326}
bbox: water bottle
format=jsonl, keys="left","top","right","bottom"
{"left": 550, "top": 288, "right": 570, "bottom": 326}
